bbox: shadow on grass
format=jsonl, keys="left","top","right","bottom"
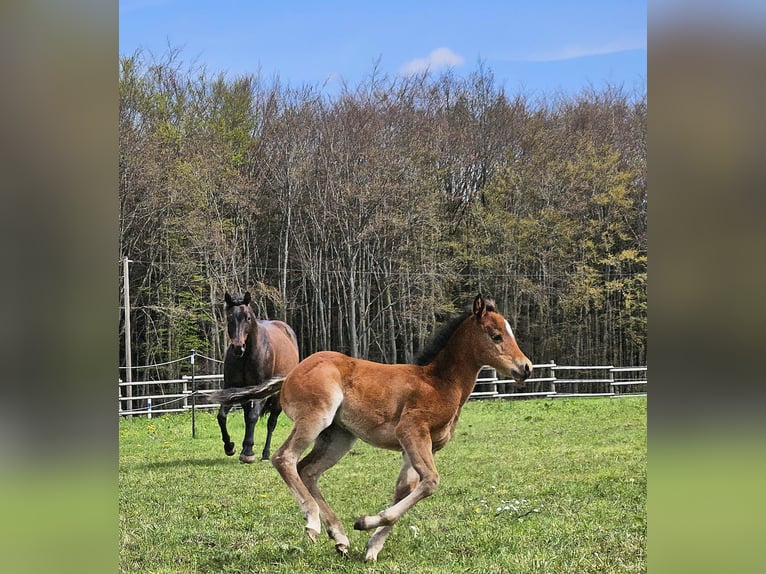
{"left": 197, "top": 539, "right": 370, "bottom": 573}
{"left": 132, "top": 456, "right": 256, "bottom": 470}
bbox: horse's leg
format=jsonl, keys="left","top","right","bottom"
{"left": 239, "top": 400, "right": 261, "bottom": 464}
{"left": 216, "top": 405, "right": 236, "bottom": 456}
{"left": 260, "top": 401, "right": 280, "bottom": 461}
{"left": 272, "top": 370, "right": 343, "bottom": 544}
{"left": 354, "top": 424, "right": 439, "bottom": 532}
{"left": 297, "top": 425, "right": 357, "bottom": 555}
{"left": 271, "top": 418, "right": 330, "bottom": 542}
{"left": 364, "top": 452, "right": 420, "bottom": 562}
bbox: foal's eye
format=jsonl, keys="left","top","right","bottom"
{"left": 491, "top": 333, "right": 503, "bottom": 343}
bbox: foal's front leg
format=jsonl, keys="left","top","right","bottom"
{"left": 363, "top": 452, "right": 420, "bottom": 562}
{"left": 354, "top": 427, "right": 440, "bottom": 553}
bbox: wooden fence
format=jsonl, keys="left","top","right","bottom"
{"left": 118, "top": 362, "right": 646, "bottom": 418}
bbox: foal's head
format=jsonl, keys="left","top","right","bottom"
{"left": 470, "top": 295, "right": 533, "bottom": 383}
{"left": 224, "top": 291, "right": 256, "bottom": 358}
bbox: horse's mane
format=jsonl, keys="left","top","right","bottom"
{"left": 413, "top": 298, "right": 496, "bottom": 366}
{"left": 413, "top": 311, "right": 471, "bottom": 366}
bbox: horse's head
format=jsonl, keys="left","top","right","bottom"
{"left": 224, "top": 291, "right": 255, "bottom": 358}
{"left": 470, "top": 294, "right": 533, "bottom": 383}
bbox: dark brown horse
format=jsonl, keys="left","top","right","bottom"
{"left": 213, "top": 295, "right": 532, "bottom": 560}
{"left": 218, "top": 291, "right": 299, "bottom": 463}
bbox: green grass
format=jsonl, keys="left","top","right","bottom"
{"left": 120, "top": 397, "right": 646, "bottom": 573}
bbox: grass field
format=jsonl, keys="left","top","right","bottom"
{"left": 119, "top": 397, "right": 646, "bottom": 573}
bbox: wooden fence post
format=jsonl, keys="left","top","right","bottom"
{"left": 191, "top": 350, "right": 196, "bottom": 438}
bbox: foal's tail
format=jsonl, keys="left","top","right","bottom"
{"left": 207, "top": 377, "right": 284, "bottom": 407}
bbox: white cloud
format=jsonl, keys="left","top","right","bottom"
{"left": 523, "top": 40, "right": 646, "bottom": 62}
{"left": 399, "top": 47, "right": 465, "bottom": 76}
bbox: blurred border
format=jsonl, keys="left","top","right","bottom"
{"left": 2, "top": 1, "right": 764, "bottom": 572}
{"left": 650, "top": 1, "right": 766, "bottom": 572}
{"left": 0, "top": 2, "right": 117, "bottom": 573}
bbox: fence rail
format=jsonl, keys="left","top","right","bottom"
{"left": 118, "top": 362, "right": 646, "bottom": 417}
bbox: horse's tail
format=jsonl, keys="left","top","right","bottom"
{"left": 208, "top": 377, "right": 284, "bottom": 407}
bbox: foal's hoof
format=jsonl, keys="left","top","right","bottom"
{"left": 353, "top": 516, "right": 369, "bottom": 531}
{"left": 305, "top": 527, "right": 319, "bottom": 543}
{"left": 239, "top": 453, "right": 256, "bottom": 464}
{"left": 224, "top": 443, "right": 236, "bottom": 456}
{"left": 335, "top": 543, "right": 349, "bottom": 556}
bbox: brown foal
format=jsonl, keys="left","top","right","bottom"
{"left": 213, "top": 295, "right": 532, "bottom": 562}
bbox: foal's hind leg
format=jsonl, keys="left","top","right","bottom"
{"left": 297, "top": 425, "right": 357, "bottom": 555}
{"left": 272, "top": 416, "right": 336, "bottom": 542}
{"left": 364, "top": 452, "right": 420, "bottom": 562}
{"left": 216, "top": 405, "right": 236, "bottom": 456}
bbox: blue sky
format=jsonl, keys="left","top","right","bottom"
{"left": 119, "top": 0, "right": 646, "bottom": 99}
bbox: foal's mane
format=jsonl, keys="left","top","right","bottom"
{"left": 413, "top": 311, "right": 471, "bottom": 366}
{"left": 413, "top": 298, "right": 497, "bottom": 366}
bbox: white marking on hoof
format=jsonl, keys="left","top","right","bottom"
{"left": 305, "top": 527, "right": 319, "bottom": 543}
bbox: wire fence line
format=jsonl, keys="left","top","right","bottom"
{"left": 118, "top": 357, "right": 647, "bottom": 419}
{"left": 119, "top": 351, "right": 223, "bottom": 372}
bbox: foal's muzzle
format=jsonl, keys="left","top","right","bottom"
{"left": 231, "top": 344, "right": 245, "bottom": 358}
{"left": 511, "top": 361, "right": 533, "bottom": 383}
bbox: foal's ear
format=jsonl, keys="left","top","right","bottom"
{"left": 224, "top": 292, "right": 233, "bottom": 307}
{"left": 243, "top": 291, "right": 251, "bottom": 305}
{"left": 473, "top": 294, "right": 487, "bottom": 318}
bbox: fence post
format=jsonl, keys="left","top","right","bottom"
{"left": 551, "top": 361, "right": 556, "bottom": 395}
{"left": 191, "top": 350, "right": 197, "bottom": 438}
{"left": 122, "top": 256, "right": 133, "bottom": 416}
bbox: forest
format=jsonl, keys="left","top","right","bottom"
{"left": 119, "top": 49, "right": 646, "bottom": 379}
